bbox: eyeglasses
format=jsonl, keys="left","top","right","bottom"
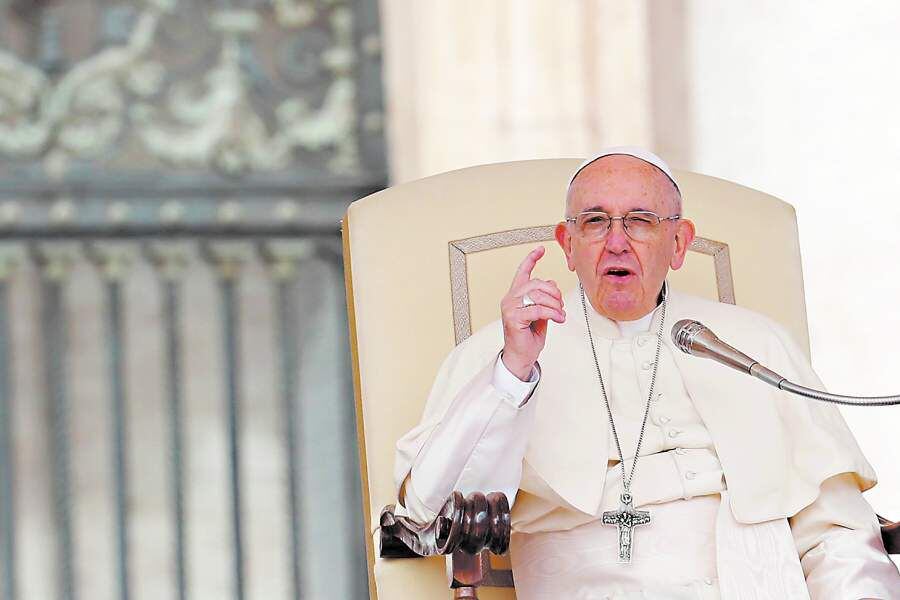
{"left": 564, "top": 210, "right": 681, "bottom": 242}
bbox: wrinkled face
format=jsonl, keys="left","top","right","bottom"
{"left": 554, "top": 155, "right": 695, "bottom": 321}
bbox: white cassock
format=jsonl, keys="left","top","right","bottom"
{"left": 394, "top": 284, "right": 900, "bottom": 599}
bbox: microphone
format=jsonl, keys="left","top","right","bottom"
{"left": 671, "top": 319, "right": 786, "bottom": 387}
{"left": 671, "top": 319, "right": 900, "bottom": 407}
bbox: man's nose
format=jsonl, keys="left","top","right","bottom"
{"left": 604, "top": 219, "right": 631, "bottom": 252}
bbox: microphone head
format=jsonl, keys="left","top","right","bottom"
{"left": 671, "top": 319, "right": 709, "bottom": 354}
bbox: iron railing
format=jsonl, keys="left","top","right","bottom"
{"left": 0, "top": 210, "right": 372, "bottom": 600}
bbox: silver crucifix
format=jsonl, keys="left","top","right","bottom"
{"left": 601, "top": 492, "right": 651, "bottom": 563}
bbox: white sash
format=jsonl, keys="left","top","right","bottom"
{"left": 715, "top": 490, "right": 810, "bottom": 600}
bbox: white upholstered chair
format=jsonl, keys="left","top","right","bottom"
{"left": 342, "top": 159, "right": 892, "bottom": 599}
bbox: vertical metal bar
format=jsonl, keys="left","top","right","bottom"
{"left": 149, "top": 243, "right": 190, "bottom": 600}
{"left": 275, "top": 276, "right": 301, "bottom": 599}
{"left": 105, "top": 279, "right": 130, "bottom": 600}
{"left": 263, "top": 241, "right": 311, "bottom": 600}
{"left": 220, "top": 276, "right": 244, "bottom": 600}
{"left": 92, "top": 244, "right": 136, "bottom": 600}
{"left": 0, "top": 278, "right": 16, "bottom": 600}
{"left": 41, "top": 274, "right": 75, "bottom": 600}
{"left": 163, "top": 279, "right": 188, "bottom": 600}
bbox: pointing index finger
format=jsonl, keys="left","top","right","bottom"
{"left": 512, "top": 245, "right": 545, "bottom": 288}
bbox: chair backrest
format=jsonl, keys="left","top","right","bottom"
{"left": 342, "top": 159, "right": 809, "bottom": 599}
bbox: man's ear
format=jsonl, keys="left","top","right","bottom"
{"left": 555, "top": 222, "right": 576, "bottom": 271}
{"left": 670, "top": 218, "right": 696, "bottom": 270}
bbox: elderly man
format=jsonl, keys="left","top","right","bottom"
{"left": 394, "top": 148, "right": 900, "bottom": 599}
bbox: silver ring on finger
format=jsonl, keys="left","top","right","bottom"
{"left": 521, "top": 293, "right": 536, "bottom": 308}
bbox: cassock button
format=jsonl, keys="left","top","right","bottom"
{"left": 668, "top": 429, "right": 681, "bottom": 438}
{"left": 685, "top": 470, "right": 696, "bottom": 480}
{"left": 659, "top": 415, "right": 671, "bottom": 424}
{"left": 704, "top": 577, "right": 714, "bottom": 586}
{"left": 656, "top": 393, "right": 665, "bottom": 402}
{"left": 636, "top": 336, "right": 648, "bottom": 347}
{"left": 641, "top": 361, "right": 652, "bottom": 370}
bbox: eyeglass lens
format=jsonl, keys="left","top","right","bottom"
{"left": 575, "top": 212, "right": 660, "bottom": 241}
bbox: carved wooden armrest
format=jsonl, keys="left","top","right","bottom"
{"left": 877, "top": 514, "right": 899, "bottom": 555}
{"left": 379, "top": 491, "right": 514, "bottom": 598}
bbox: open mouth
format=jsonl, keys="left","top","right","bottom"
{"left": 602, "top": 267, "right": 636, "bottom": 280}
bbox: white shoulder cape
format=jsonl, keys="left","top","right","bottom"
{"left": 398, "top": 287, "right": 876, "bottom": 524}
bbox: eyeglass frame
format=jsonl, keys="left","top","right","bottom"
{"left": 564, "top": 210, "right": 682, "bottom": 240}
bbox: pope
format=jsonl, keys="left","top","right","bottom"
{"left": 394, "top": 147, "right": 900, "bottom": 599}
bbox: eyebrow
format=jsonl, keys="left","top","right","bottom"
{"left": 581, "top": 205, "right": 653, "bottom": 213}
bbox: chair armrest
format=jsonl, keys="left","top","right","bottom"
{"left": 379, "top": 491, "right": 511, "bottom": 558}
{"left": 877, "top": 514, "right": 899, "bottom": 555}
{"left": 379, "top": 491, "right": 515, "bottom": 597}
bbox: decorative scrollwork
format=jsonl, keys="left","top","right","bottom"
{"left": 0, "top": 0, "right": 366, "bottom": 178}
{"left": 0, "top": 2, "right": 170, "bottom": 160}
{"left": 379, "top": 491, "right": 511, "bottom": 558}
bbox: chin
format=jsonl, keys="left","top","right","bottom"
{"left": 596, "top": 291, "right": 639, "bottom": 320}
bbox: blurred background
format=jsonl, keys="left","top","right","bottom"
{"left": 0, "top": 1, "right": 897, "bottom": 599}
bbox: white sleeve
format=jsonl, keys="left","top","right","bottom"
{"left": 492, "top": 352, "right": 540, "bottom": 407}
{"left": 397, "top": 354, "right": 540, "bottom": 524}
{"left": 789, "top": 472, "right": 900, "bottom": 599}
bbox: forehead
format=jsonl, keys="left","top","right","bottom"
{"left": 566, "top": 155, "right": 678, "bottom": 214}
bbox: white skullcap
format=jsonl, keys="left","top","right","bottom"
{"left": 566, "top": 146, "right": 680, "bottom": 194}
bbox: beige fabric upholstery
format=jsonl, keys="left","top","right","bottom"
{"left": 342, "top": 159, "right": 810, "bottom": 599}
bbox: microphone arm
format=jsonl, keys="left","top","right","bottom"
{"left": 671, "top": 319, "right": 900, "bottom": 407}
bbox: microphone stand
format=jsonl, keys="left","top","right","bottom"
{"left": 776, "top": 380, "right": 900, "bottom": 407}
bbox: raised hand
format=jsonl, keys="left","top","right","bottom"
{"left": 499, "top": 246, "right": 565, "bottom": 381}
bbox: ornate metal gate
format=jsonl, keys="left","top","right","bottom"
{"left": 0, "top": 2, "right": 386, "bottom": 599}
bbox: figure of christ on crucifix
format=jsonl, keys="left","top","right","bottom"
{"left": 601, "top": 492, "right": 652, "bottom": 563}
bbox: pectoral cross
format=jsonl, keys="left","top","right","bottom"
{"left": 601, "top": 492, "right": 651, "bottom": 563}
